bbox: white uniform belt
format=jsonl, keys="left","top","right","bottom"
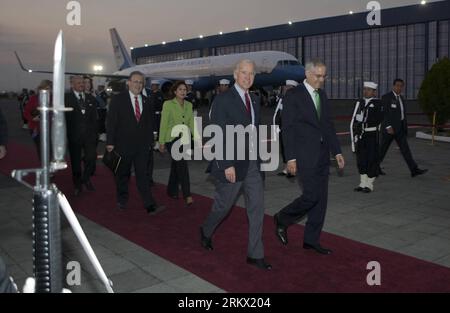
{"left": 364, "top": 127, "right": 377, "bottom": 132}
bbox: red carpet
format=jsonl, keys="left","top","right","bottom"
{"left": 2, "top": 142, "right": 450, "bottom": 292}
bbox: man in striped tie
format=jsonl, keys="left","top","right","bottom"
{"left": 106, "top": 71, "right": 163, "bottom": 214}
{"left": 201, "top": 60, "right": 271, "bottom": 270}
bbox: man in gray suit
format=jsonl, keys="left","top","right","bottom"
{"left": 201, "top": 59, "right": 271, "bottom": 270}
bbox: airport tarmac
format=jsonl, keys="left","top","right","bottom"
{"left": 0, "top": 98, "right": 449, "bottom": 292}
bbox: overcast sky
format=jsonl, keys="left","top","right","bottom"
{"left": 0, "top": 0, "right": 439, "bottom": 91}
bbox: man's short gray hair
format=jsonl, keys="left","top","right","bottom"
{"left": 234, "top": 59, "right": 256, "bottom": 73}
{"left": 305, "top": 59, "right": 326, "bottom": 72}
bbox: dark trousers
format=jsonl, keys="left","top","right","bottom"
{"left": 277, "top": 144, "right": 330, "bottom": 245}
{"left": 68, "top": 138, "right": 97, "bottom": 188}
{"left": 379, "top": 125, "right": 417, "bottom": 173}
{"left": 356, "top": 132, "right": 379, "bottom": 178}
{"left": 166, "top": 141, "right": 191, "bottom": 198}
{"left": 116, "top": 149, "right": 155, "bottom": 208}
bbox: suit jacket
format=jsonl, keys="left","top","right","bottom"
{"left": 65, "top": 91, "right": 98, "bottom": 144}
{"left": 107, "top": 91, "right": 155, "bottom": 157}
{"left": 281, "top": 83, "right": 341, "bottom": 169}
{"left": 381, "top": 91, "right": 408, "bottom": 134}
{"left": 207, "top": 86, "right": 261, "bottom": 182}
{"left": 0, "top": 107, "right": 7, "bottom": 146}
{"left": 158, "top": 99, "right": 196, "bottom": 145}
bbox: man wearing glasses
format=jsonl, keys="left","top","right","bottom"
{"left": 274, "top": 59, "right": 345, "bottom": 255}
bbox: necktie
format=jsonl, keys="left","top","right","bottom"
{"left": 314, "top": 90, "right": 321, "bottom": 119}
{"left": 244, "top": 92, "right": 251, "bottom": 115}
{"left": 78, "top": 93, "right": 86, "bottom": 110}
{"left": 134, "top": 96, "right": 141, "bottom": 122}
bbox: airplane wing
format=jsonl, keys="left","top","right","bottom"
{"left": 14, "top": 51, "right": 128, "bottom": 79}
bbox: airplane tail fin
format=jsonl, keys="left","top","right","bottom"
{"left": 109, "top": 28, "right": 135, "bottom": 70}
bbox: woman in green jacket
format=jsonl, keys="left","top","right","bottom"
{"left": 159, "top": 81, "right": 198, "bottom": 206}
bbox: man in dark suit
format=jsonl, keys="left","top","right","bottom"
{"left": 65, "top": 76, "right": 98, "bottom": 196}
{"left": 106, "top": 71, "right": 162, "bottom": 213}
{"left": 274, "top": 59, "right": 345, "bottom": 255}
{"left": 379, "top": 79, "right": 428, "bottom": 177}
{"left": 201, "top": 59, "right": 271, "bottom": 270}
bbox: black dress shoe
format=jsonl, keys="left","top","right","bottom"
{"left": 411, "top": 168, "right": 428, "bottom": 177}
{"left": 146, "top": 204, "right": 165, "bottom": 214}
{"left": 83, "top": 180, "right": 95, "bottom": 191}
{"left": 74, "top": 188, "right": 82, "bottom": 197}
{"left": 274, "top": 213, "right": 288, "bottom": 245}
{"left": 303, "top": 243, "right": 333, "bottom": 255}
{"left": 378, "top": 169, "right": 386, "bottom": 176}
{"left": 354, "top": 186, "right": 364, "bottom": 192}
{"left": 200, "top": 227, "right": 213, "bottom": 251}
{"left": 246, "top": 257, "right": 272, "bottom": 270}
{"left": 117, "top": 203, "right": 126, "bottom": 210}
{"left": 362, "top": 187, "right": 372, "bottom": 193}
{"left": 277, "top": 171, "right": 287, "bottom": 176}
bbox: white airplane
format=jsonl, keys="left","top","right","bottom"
{"left": 16, "top": 28, "right": 305, "bottom": 90}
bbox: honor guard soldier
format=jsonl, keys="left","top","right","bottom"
{"left": 218, "top": 79, "right": 230, "bottom": 94}
{"left": 351, "top": 82, "right": 384, "bottom": 193}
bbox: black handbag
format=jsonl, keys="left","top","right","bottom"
{"left": 102, "top": 149, "right": 122, "bottom": 174}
